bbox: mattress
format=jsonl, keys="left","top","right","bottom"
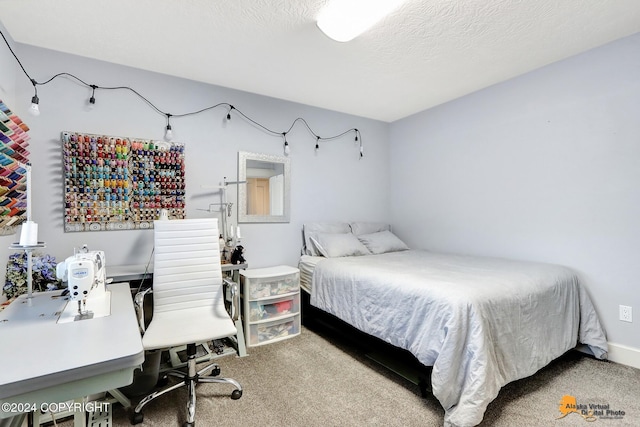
{"left": 306, "top": 250, "right": 608, "bottom": 427}
{"left": 298, "top": 254, "right": 324, "bottom": 294}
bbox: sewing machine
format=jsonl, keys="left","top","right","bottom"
{"left": 56, "top": 246, "right": 111, "bottom": 322}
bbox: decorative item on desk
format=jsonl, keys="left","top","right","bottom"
{"left": 231, "top": 245, "right": 246, "bottom": 265}
{"left": 3, "top": 252, "right": 62, "bottom": 299}
{"left": 219, "top": 234, "right": 228, "bottom": 264}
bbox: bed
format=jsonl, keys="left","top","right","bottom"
{"left": 299, "top": 222, "right": 608, "bottom": 427}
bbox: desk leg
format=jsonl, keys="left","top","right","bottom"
{"left": 234, "top": 319, "right": 247, "bottom": 357}
{"left": 73, "top": 398, "right": 86, "bottom": 427}
{"left": 107, "top": 389, "right": 131, "bottom": 409}
{"left": 224, "top": 268, "right": 247, "bottom": 357}
{"left": 8, "top": 413, "right": 26, "bottom": 427}
{"left": 11, "top": 413, "right": 26, "bottom": 427}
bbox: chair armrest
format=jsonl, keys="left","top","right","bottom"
{"left": 134, "top": 287, "right": 153, "bottom": 335}
{"left": 223, "top": 278, "right": 239, "bottom": 322}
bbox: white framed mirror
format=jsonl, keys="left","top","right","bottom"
{"left": 238, "top": 151, "right": 291, "bottom": 223}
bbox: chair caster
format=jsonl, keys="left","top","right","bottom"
{"left": 156, "top": 375, "right": 169, "bottom": 387}
{"left": 183, "top": 422, "right": 195, "bottom": 427}
{"left": 130, "top": 411, "right": 144, "bottom": 425}
{"left": 231, "top": 389, "right": 242, "bottom": 400}
{"left": 211, "top": 366, "right": 220, "bottom": 376}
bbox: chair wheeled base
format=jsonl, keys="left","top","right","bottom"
{"left": 130, "top": 343, "right": 242, "bottom": 427}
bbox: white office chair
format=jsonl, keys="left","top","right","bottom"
{"left": 131, "top": 218, "right": 242, "bottom": 427}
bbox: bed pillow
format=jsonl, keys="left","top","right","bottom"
{"left": 303, "top": 222, "right": 351, "bottom": 256}
{"left": 357, "top": 230, "right": 409, "bottom": 254}
{"left": 310, "top": 232, "right": 371, "bottom": 258}
{"left": 349, "top": 222, "right": 391, "bottom": 236}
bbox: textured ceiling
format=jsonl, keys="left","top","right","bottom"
{"left": 1, "top": 0, "right": 639, "bottom": 122}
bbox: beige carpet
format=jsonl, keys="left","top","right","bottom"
{"left": 56, "top": 325, "right": 640, "bottom": 427}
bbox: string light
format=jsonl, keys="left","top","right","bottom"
{"left": 28, "top": 79, "right": 40, "bottom": 116}
{"left": 87, "top": 84, "right": 97, "bottom": 110}
{"left": 164, "top": 114, "right": 173, "bottom": 141}
{"left": 1, "top": 28, "right": 363, "bottom": 157}
{"left": 355, "top": 129, "right": 363, "bottom": 159}
{"left": 28, "top": 95, "right": 40, "bottom": 116}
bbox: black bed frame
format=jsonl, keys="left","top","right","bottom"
{"left": 300, "top": 289, "right": 432, "bottom": 398}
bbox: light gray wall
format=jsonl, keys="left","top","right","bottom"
{"left": 390, "top": 33, "right": 640, "bottom": 349}
{"left": 0, "top": 21, "right": 16, "bottom": 104}
{"left": 0, "top": 43, "right": 390, "bottom": 285}
{"left": 0, "top": 22, "right": 17, "bottom": 293}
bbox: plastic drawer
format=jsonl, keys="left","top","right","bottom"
{"left": 248, "top": 314, "right": 300, "bottom": 346}
{"left": 248, "top": 294, "right": 300, "bottom": 322}
{"left": 245, "top": 272, "right": 300, "bottom": 299}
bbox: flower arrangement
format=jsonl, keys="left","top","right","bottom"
{"left": 3, "top": 252, "right": 63, "bottom": 299}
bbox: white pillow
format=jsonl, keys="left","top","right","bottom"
{"left": 303, "top": 222, "right": 350, "bottom": 256}
{"left": 349, "top": 222, "right": 390, "bottom": 236}
{"left": 357, "top": 230, "right": 409, "bottom": 254}
{"left": 310, "top": 233, "right": 371, "bottom": 258}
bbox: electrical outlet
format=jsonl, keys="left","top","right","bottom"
{"left": 619, "top": 305, "right": 633, "bottom": 323}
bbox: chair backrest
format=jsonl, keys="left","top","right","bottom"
{"left": 152, "top": 218, "right": 223, "bottom": 314}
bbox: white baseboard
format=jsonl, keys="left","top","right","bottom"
{"left": 606, "top": 342, "right": 640, "bottom": 369}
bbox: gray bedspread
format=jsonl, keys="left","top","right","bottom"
{"left": 309, "top": 250, "right": 608, "bottom": 427}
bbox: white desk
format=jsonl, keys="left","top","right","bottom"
{"left": 107, "top": 263, "right": 248, "bottom": 283}
{"left": 0, "top": 283, "right": 144, "bottom": 420}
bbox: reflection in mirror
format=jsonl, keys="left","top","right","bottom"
{"left": 238, "top": 152, "right": 290, "bottom": 223}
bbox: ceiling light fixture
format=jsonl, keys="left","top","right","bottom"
{"left": 316, "top": 0, "right": 407, "bottom": 42}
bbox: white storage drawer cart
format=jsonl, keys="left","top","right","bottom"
{"left": 240, "top": 265, "right": 301, "bottom": 346}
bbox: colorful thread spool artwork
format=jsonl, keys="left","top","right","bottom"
{"left": 0, "top": 100, "right": 30, "bottom": 234}
{"left": 62, "top": 131, "right": 185, "bottom": 232}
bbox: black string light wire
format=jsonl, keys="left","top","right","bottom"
{"left": 0, "top": 29, "right": 363, "bottom": 158}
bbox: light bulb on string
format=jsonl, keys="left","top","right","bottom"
{"left": 28, "top": 95, "right": 40, "bottom": 116}
{"left": 86, "top": 85, "right": 97, "bottom": 111}
{"left": 315, "top": 136, "right": 320, "bottom": 152}
{"left": 227, "top": 105, "right": 234, "bottom": 120}
{"left": 28, "top": 79, "right": 40, "bottom": 116}
{"left": 164, "top": 114, "right": 173, "bottom": 141}
{"left": 283, "top": 133, "right": 290, "bottom": 155}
